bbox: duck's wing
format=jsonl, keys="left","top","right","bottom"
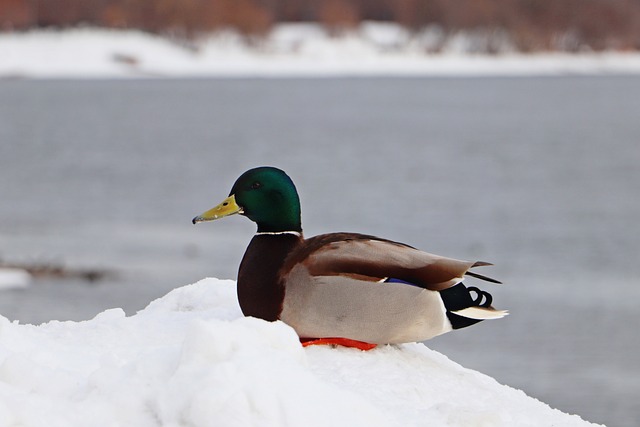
{"left": 282, "top": 233, "right": 498, "bottom": 291}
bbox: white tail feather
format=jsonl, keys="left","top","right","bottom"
{"left": 452, "top": 307, "right": 509, "bottom": 320}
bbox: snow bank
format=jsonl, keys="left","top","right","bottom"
{"left": 0, "top": 268, "right": 31, "bottom": 290}
{"left": 2, "top": 25, "right": 640, "bottom": 78}
{"left": 0, "top": 278, "right": 601, "bottom": 427}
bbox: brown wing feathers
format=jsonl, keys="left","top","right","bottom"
{"left": 283, "top": 233, "right": 497, "bottom": 291}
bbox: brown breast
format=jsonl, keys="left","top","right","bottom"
{"left": 237, "top": 233, "right": 302, "bottom": 321}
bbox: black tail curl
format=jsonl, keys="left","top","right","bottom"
{"left": 439, "top": 283, "right": 495, "bottom": 330}
{"left": 467, "top": 286, "right": 493, "bottom": 308}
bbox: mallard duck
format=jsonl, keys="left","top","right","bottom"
{"left": 193, "top": 167, "right": 507, "bottom": 349}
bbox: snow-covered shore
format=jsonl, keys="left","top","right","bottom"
{"left": 0, "top": 278, "right": 602, "bottom": 426}
{"left": 0, "top": 268, "right": 31, "bottom": 290}
{"left": 2, "top": 25, "right": 640, "bottom": 78}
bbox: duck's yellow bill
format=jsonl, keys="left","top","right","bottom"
{"left": 192, "top": 195, "right": 242, "bottom": 224}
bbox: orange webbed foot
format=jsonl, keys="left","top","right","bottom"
{"left": 300, "top": 337, "right": 378, "bottom": 351}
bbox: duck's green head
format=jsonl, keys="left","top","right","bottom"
{"left": 192, "top": 167, "right": 302, "bottom": 233}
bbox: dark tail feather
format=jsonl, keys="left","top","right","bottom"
{"left": 465, "top": 271, "right": 502, "bottom": 284}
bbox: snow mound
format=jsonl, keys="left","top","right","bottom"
{"left": 0, "top": 278, "right": 602, "bottom": 427}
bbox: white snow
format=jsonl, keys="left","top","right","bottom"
{"left": 2, "top": 24, "right": 640, "bottom": 78}
{"left": 0, "top": 268, "right": 31, "bottom": 290}
{"left": 0, "top": 278, "right": 602, "bottom": 427}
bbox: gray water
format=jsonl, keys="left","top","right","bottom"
{"left": 1, "top": 77, "right": 639, "bottom": 426}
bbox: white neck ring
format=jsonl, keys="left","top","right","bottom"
{"left": 255, "top": 231, "right": 302, "bottom": 237}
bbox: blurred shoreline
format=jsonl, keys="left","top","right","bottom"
{"left": 3, "top": 25, "right": 640, "bottom": 79}
{"left": 0, "top": 258, "right": 111, "bottom": 282}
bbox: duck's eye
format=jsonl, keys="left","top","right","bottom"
{"left": 250, "top": 182, "right": 262, "bottom": 190}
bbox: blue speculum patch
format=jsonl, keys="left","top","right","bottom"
{"left": 384, "top": 277, "right": 421, "bottom": 288}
